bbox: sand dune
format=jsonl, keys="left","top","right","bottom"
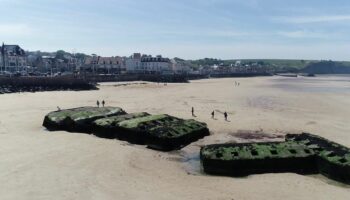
{"left": 0, "top": 76, "right": 349, "bottom": 199}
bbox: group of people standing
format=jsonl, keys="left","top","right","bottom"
{"left": 94, "top": 101, "right": 229, "bottom": 121}
{"left": 96, "top": 100, "right": 106, "bottom": 107}
{"left": 192, "top": 107, "right": 228, "bottom": 121}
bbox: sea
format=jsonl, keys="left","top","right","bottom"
{"left": 271, "top": 75, "right": 350, "bottom": 93}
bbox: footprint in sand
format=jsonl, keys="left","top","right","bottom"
{"left": 0, "top": 121, "right": 7, "bottom": 134}
{"left": 306, "top": 121, "right": 317, "bottom": 125}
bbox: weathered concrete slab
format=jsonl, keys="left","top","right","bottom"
{"left": 43, "top": 107, "right": 126, "bottom": 132}
{"left": 201, "top": 133, "right": 350, "bottom": 184}
{"left": 94, "top": 114, "right": 210, "bottom": 151}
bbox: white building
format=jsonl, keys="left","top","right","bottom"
{"left": 1, "top": 43, "right": 27, "bottom": 72}
{"left": 125, "top": 53, "right": 143, "bottom": 73}
{"left": 141, "top": 55, "right": 172, "bottom": 74}
{"left": 171, "top": 59, "right": 190, "bottom": 74}
{"left": 126, "top": 54, "right": 172, "bottom": 74}
{"left": 84, "top": 56, "right": 125, "bottom": 74}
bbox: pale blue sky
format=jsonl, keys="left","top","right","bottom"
{"left": 0, "top": 0, "right": 350, "bottom": 60}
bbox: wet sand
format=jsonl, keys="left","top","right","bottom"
{"left": 0, "top": 76, "right": 349, "bottom": 199}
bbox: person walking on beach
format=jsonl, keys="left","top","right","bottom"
{"left": 211, "top": 110, "right": 215, "bottom": 119}
{"left": 224, "top": 112, "right": 228, "bottom": 121}
{"left": 191, "top": 107, "right": 194, "bottom": 117}
{"left": 97, "top": 100, "right": 100, "bottom": 108}
{"left": 102, "top": 100, "right": 105, "bottom": 107}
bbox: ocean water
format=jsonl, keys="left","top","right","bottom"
{"left": 271, "top": 75, "right": 350, "bottom": 93}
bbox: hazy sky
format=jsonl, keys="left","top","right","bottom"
{"left": 0, "top": 0, "right": 349, "bottom": 60}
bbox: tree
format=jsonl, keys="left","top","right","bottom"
{"left": 55, "top": 50, "right": 69, "bottom": 62}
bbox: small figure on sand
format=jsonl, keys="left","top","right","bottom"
{"left": 97, "top": 100, "right": 100, "bottom": 108}
{"left": 211, "top": 110, "right": 215, "bottom": 119}
{"left": 224, "top": 112, "right": 228, "bottom": 121}
{"left": 191, "top": 107, "right": 195, "bottom": 117}
{"left": 102, "top": 100, "right": 105, "bottom": 107}
{"left": 57, "top": 106, "right": 61, "bottom": 111}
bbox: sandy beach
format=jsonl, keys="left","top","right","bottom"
{"left": 0, "top": 76, "right": 350, "bottom": 200}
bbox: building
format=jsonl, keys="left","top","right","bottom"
{"left": 141, "top": 55, "right": 172, "bottom": 74}
{"left": 1, "top": 43, "right": 27, "bottom": 72}
{"left": 40, "top": 56, "right": 56, "bottom": 73}
{"left": 83, "top": 56, "right": 99, "bottom": 73}
{"left": 126, "top": 54, "right": 172, "bottom": 74}
{"left": 66, "top": 56, "right": 82, "bottom": 73}
{"left": 29, "top": 54, "right": 79, "bottom": 74}
{"left": 171, "top": 59, "right": 190, "bottom": 74}
{"left": 83, "top": 56, "right": 125, "bottom": 74}
{"left": 125, "top": 53, "right": 143, "bottom": 73}
{"left": 96, "top": 56, "right": 125, "bottom": 74}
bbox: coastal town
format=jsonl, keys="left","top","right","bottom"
{"left": 0, "top": 43, "right": 271, "bottom": 77}
{"left": 2, "top": 0, "right": 350, "bottom": 199}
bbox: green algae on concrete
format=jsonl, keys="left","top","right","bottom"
{"left": 201, "top": 142, "right": 314, "bottom": 160}
{"left": 43, "top": 107, "right": 209, "bottom": 151}
{"left": 92, "top": 112, "right": 151, "bottom": 139}
{"left": 93, "top": 112, "right": 150, "bottom": 127}
{"left": 201, "top": 133, "right": 350, "bottom": 184}
{"left": 201, "top": 142, "right": 317, "bottom": 176}
{"left": 118, "top": 114, "right": 170, "bottom": 129}
{"left": 286, "top": 133, "right": 350, "bottom": 183}
{"left": 117, "top": 114, "right": 208, "bottom": 150}
{"left": 94, "top": 114, "right": 210, "bottom": 151}
{"left": 43, "top": 106, "right": 126, "bottom": 132}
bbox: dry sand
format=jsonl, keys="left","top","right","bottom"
{"left": 0, "top": 76, "right": 349, "bottom": 200}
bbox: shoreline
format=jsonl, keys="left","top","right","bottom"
{"left": 1, "top": 73, "right": 348, "bottom": 95}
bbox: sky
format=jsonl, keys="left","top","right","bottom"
{"left": 0, "top": 0, "right": 350, "bottom": 60}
